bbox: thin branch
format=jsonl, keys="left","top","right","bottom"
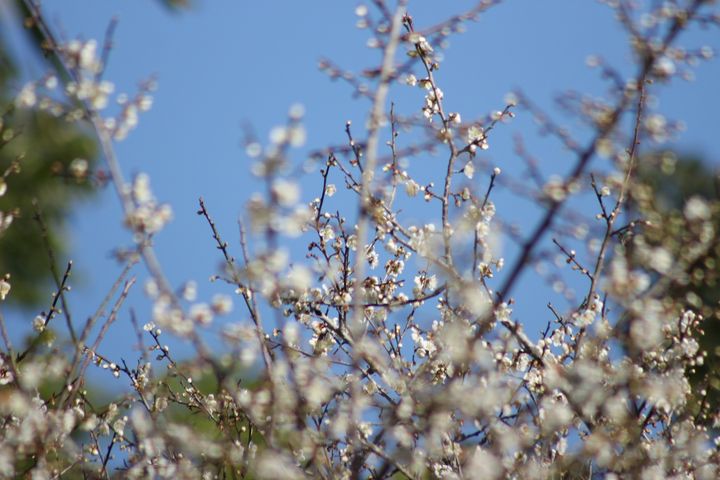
{"left": 75, "top": 277, "right": 136, "bottom": 394}
{"left": 32, "top": 201, "right": 77, "bottom": 343}
{"left": 197, "top": 197, "right": 273, "bottom": 371}
{"left": 351, "top": 3, "right": 407, "bottom": 333}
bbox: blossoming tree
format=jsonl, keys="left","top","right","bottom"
{"left": 1, "top": 0, "right": 720, "bottom": 478}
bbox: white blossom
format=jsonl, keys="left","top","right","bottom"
{"left": 0, "top": 278, "right": 10, "bottom": 301}
{"left": 463, "top": 161, "right": 475, "bottom": 179}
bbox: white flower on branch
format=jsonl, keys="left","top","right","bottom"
{"left": 272, "top": 179, "right": 301, "bottom": 207}
{"left": 462, "top": 161, "right": 475, "bottom": 179}
{"left": 16, "top": 84, "right": 37, "bottom": 108}
{"left": 124, "top": 173, "right": 173, "bottom": 236}
{"left": 211, "top": 294, "right": 233, "bottom": 315}
{"left": 0, "top": 277, "right": 10, "bottom": 301}
{"left": 405, "top": 179, "right": 420, "bottom": 197}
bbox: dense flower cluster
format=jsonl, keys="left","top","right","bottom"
{"left": 1, "top": 1, "right": 719, "bottom": 479}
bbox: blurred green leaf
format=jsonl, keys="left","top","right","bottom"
{"left": 0, "top": 19, "right": 99, "bottom": 307}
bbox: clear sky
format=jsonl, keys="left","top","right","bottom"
{"left": 2, "top": 0, "right": 719, "bottom": 376}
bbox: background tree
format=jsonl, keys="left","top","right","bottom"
{"left": 0, "top": 24, "right": 98, "bottom": 307}
{"left": 633, "top": 151, "right": 720, "bottom": 419}
{"left": 0, "top": 0, "right": 188, "bottom": 307}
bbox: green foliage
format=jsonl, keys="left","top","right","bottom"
{"left": 638, "top": 152, "right": 719, "bottom": 212}
{"left": 0, "top": 30, "right": 98, "bottom": 307}
{"left": 0, "top": 39, "right": 16, "bottom": 88}
{"left": 635, "top": 151, "right": 720, "bottom": 420}
{"left": 160, "top": 0, "right": 192, "bottom": 10}
{"left": 0, "top": 108, "right": 98, "bottom": 306}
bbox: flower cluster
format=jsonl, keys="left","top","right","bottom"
{"left": 123, "top": 173, "right": 173, "bottom": 237}
{"left": 15, "top": 38, "right": 154, "bottom": 142}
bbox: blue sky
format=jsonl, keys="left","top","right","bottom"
{"left": 2, "top": 0, "right": 719, "bottom": 376}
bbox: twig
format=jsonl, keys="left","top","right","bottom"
{"left": 96, "top": 16, "right": 119, "bottom": 82}
{"left": 552, "top": 238, "right": 593, "bottom": 281}
{"left": 586, "top": 85, "right": 646, "bottom": 303}
{"left": 0, "top": 307, "right": 19, "bottom": 383}
{"left": 473, "top": 168, "right": 499, "bottom": 276}
{"left": 74, "top": 278, "right": 136, "bottom": 395}
{"left": 197, "top": 198, "right": 273, "bottom": 371}
{"left": 351, "top": 3, "right": 407, "bottom": 333}
{"left": 32, "top": 202, "right": 77, "bottom": 344}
